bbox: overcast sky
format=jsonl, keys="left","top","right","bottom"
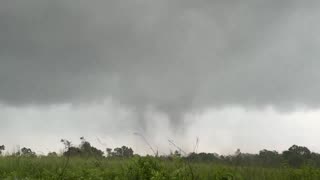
{"left": 1, "top": 0, "right": 320, "bottom": 155}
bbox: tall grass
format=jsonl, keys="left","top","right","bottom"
{"left": 1, "top": 156, "right": 320, "bottom": 179}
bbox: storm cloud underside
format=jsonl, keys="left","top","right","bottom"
{"left": 1, "top": 0, "right": 320, "bottom": 117}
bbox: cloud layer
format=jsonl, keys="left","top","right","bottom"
{"left": 1, "top": 0, "right": 320, "bottom": 116}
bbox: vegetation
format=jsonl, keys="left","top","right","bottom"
{"left": 0, "top": 145, "right": 5, "bottom": 155}
{"left": 1, "top": 138, "right": 320, "bottom": 179}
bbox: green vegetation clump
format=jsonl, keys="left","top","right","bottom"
{"left": 1, "top": 138, "right": 320, "bottom": 179}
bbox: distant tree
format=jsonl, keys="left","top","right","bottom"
{"left": 106, "top": 148, "right": 112, "bottom": 157}
{"left": 309, "top": 152, "right": 320, "bottom": 167}
{"left": 63, "top": 147, "right": 81, "bottom": 156}
{"left": 120, "top": 146, "right": 134, "bottom": 157}
{"left": 62, "top": 137, "right": 104, "bottom": 157}
{"left": 283, "top": 145, "right": 311, "bottom": 168}
{"left": 113, "top": 147, "right": 123, "bottom": 157}
{"left": 47, "top": 152, "right": 58, "bottom": 157}
{"left": 173, "top": 150, "right": 181, "bottom": 157}
{"left": 235, "top": 149, "right": 241, "bottom": 156}
{"left": 20, "top": 147, "right": 36, "bottom": 157}
{"left": 61, "top": 139, "right": 78, "bottom": 157}
{"left": 187, "top": 152, "right": 220, "bottom": 162}
{"left": 108, "top": 146, "right": 134, "bottom": 157}
{"left": 0, "top": 145, "right": 5, "bottom": 155}
{"left": 79, "top": 137, "right": 104, "bottom": 157}
{"left": 61, "top": 139, "right": 71, "bottom": 150}
{"left": 258, "top": 149, "right": 282, "bottom": 167}
{"left": 233, "top": 148, "right": 242, "bottom": 165}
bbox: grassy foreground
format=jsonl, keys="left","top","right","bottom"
{"left": 1, "top": 156, "right": 320, "bottom": 180}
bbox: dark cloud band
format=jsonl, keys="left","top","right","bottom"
{"left": 1, "top": 0, "right": 320, "bottom": 115}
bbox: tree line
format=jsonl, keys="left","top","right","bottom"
{"left": 1, "top": 138, "right": 319, "bottom": 168}
{"left": 186, "top": 145, "right": 317, "bottom": 168}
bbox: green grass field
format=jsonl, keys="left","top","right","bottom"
{"left": 1, "top": 156, "right": 320, "bottom": 180}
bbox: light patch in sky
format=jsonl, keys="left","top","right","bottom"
{"left": 1, "top": 102, "right": 320, "bottom": 155}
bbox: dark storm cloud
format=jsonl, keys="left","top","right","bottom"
{"left": 1, "top": 0, "right": 320, "bottom": 113}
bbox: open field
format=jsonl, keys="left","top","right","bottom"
{"left": 1, "top": 140, "right": 320, "bottom": 179}
{"left": 1, "top": 156, "right": 320, "bottom": 180}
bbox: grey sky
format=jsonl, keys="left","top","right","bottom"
{"left": 1, "top": 0, "right": 320, "bottom": 153}
{"left": 1, "top": 0, "right": 320, "bottom": 108}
